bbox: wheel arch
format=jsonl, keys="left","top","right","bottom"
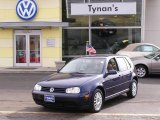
{"left": 135, "top": 64, "right": 149, "bottom": 75}
{"left": 96, "top": 86, "right": 106, "bottom": 100}
{"left": 133, "top": 76, "right": 138, "bottom": 84}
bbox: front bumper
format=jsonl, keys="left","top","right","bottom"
{"left": 32, "top": 91, "right": 91, "bottom": 109}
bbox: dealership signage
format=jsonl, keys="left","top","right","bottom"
{"left": 71, "top": 2, "right": 136, "bottom": 15}
{"left": 16, "top": 0, "right": 38, "bottom": 20}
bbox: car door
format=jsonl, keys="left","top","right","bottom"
{"left": 103, "top": 58, "right": 121, "bottom": 97}
{"left": 115, "top": 57, "right": 132, "bottom": 92}
{"left": 151, "top": 54, "right": 160, "bottom": 72}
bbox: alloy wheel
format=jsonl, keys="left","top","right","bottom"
{"left": 136, "top": 66, "right": 147, "bottom": 78}
{"left": 94, "top": 92, "right": 103, "bottom": 111}
{"left": 132, "top": 82, "right": 137, "bottom": 97}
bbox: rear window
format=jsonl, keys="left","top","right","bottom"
{"left": 116, "top": 57, "right": 129, "bottom": 71}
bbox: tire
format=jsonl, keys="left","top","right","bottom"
{"left": 89, "top": 89, "right": 103, "bottom": 113}
{"left": 136, "top": 65, "right": 148, "bottom": 78}
{"left": 127, "top": 80, "right": 138, "bottom": 98}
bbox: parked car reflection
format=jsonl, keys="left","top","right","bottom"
{"left": 91, "top": 19, "right": 117, "bottom": 37}
{"left": 106, "top": 40, "right": 129, "bottom": 54}
{"left": 132, "top": 50, "right": 160, "bottom": 78}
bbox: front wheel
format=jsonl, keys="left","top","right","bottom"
{"left": 89, "top": 89, "right": 103, "bottom": 113}
{"left": 136, "top": 65, "right": 148, "bottom": 78}
{"left": 127, "top": 80, "right": 138, "bottom": 98}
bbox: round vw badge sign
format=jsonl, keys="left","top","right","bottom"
{"left": 16, "top": 0, "right": 38, "bottom": 20}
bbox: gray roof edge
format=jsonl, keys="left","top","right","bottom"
{"left": 0, "top": 22, "right": 69, "bottom": 28}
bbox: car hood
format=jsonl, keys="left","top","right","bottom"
{"left": 38, "top": 73, "right": 101, "bottom": 88}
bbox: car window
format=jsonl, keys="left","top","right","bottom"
{"left": 134, "top": 46, "right": 142, "bottom": 51}
{"left": 124, "top": 57, "right": 131, "bottom": 69}
{"left": 116, "top": 57, "right": 128, "bottom": 71}
{"left": 134, "top": 45, "right": 155, "bottom": 52}
{"left": 107, "top": 58, "right": 119, "bottom": 71}
{"left": 60, "top": 58, "right": 105, "bottom": 74}
{"left": 152, "top": 46, "right": 159, "bottom": 52}
{"left": 142, "top": 45, "right": 154, "bottom": 52}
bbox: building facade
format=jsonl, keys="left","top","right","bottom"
{"left": 0, "top": 0, "right": 159, "bottom": 68}
{"left": 62, "top": 0, "right": 144, "bottom": 61}
{"left": 0, "top": 0, "right": 68, "bottom": 68}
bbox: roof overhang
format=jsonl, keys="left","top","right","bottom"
{"left": 0, "top": 22, "right": 69, "bottom": 29}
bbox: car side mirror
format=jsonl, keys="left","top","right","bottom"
{"left": 103, "top": 70, "right": 117, "bottom": 78}
{"left": 154, "top": 56, "right": 160, "bottom": 61}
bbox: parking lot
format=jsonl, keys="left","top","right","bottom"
{"left": 0, "top": 73, "right": 160, "bottom": 120}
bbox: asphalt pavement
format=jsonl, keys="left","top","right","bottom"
{"left": 0, "top": 73, "right": 160, "bottom": 120}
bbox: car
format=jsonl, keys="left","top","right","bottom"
{"left": 91, "top": 19, "right": 117, "bottom": 37}
{"left": 116, "top": 43, "right": 160, "bottom": 58}
{"left": 131, "top": 51, "right": 160, "bottom": 78}
{"left": 32, "top": 55, "right": 138, "bottom": 112}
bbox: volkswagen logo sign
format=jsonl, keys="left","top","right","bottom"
{"left": 16, "top": 0, "right": 38, "bottom": 20}
{"left": 50, "top": 88, "right": 54, "bottom": 93}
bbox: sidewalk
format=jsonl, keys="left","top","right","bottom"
{"left": 0, "top": 67, "right": 57, "bottom": 73}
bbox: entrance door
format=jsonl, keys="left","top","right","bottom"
{"left": 14, "top": 30, "right": 41, "bottom": 67}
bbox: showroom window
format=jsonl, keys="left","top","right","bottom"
{"left": 62, "top": 0, "right": 143, "bottom": 60}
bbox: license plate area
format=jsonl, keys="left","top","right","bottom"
{"left": 44, "top": 95, "right": 55, "bottom": 103}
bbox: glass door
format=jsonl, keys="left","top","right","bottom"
{"left": 14, "top": 30, "right": 41, "bottom": 67}
{"left": 15, "top": 35, "right": 27, "bottom": 66}
{"left": 29, "top": 35, "right": 41, "bottom": 66}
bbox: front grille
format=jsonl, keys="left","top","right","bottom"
{"left": 41, "top": 87, "right": 66, "bottom": 93}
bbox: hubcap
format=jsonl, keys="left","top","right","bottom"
{"left": 137, "top": 67, "right": 146, "bottom": 78}
{"left": 94, "top": 92, "right": 102, "bottom": 111}
{"left": 132, "top": 82, "right": 137, "bottom": 96}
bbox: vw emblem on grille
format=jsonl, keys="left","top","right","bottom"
{"left": 50, "top": 88, "right": 54, "bottom": 93}
{"left": 16, "top": 0, "right": 38, "bottom": 20}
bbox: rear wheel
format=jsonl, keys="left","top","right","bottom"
{"left": 127, "top": 80, "right": 138, "bottom": 98}
{"left": 89, "top": 89, "right": 103, "bottom": 113}
{"left": 136, "top": 65, "right": 148, "bottom": 78}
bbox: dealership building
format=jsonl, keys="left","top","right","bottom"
{"left": 0, "top": 0, "right": 158, "bottom": 68}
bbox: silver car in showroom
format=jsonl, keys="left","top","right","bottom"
{"left": 132, "top": 51, "right": 160, "bottom": 78}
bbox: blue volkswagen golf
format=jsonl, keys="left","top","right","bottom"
{"left": 32, "top": 55, "right": 138, "bottom": 112}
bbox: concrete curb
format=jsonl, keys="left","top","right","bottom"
{"left": 0, "top": 67, "right": 57, "bottom": 74}
{"left": 0, "top": 71, "right": 56, "bottom": 74}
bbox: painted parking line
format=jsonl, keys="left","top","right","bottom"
{"left": 0, "top": 111, "right": 160, "bottom": 117}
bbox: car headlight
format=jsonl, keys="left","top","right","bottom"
{"left": 66, "top": 87, "right": 80, "bottom": 94}
{"left": 34, "top": 84, "right": 42, "bottom": 91}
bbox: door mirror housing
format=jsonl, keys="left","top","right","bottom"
{"left": 103, "top": 70, "right": 117, "bottom": 78}
{"left": 154, "top": 56, "right": 160, "bottom": 61}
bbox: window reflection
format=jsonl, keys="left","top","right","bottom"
{"left": 62, "top": 29, "right": 89, "bottom": 56}
{"left": 64, "top": 0, "right": 142, "bottom": 27}
{"left": 91, "top": 19, "right": 117, "bottom": 37}
{"left": 16, "top": 35, "right": 26, "bottom": 63}
{"left": 62, "top": 0, "right": 142, "bottom": 59}
{"left": 92, "top": 29, "right": 141, "bottom": 54}
{"left": 30, "top": 35, "right": 40, "bottom": 63}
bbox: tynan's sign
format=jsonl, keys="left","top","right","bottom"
{"left": 16, "top": 0, "right": 38, "bottom": 20}
{"left": 71, "top": 2, "right": 136, "bottom": 15}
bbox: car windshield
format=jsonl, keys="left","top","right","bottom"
{"left": 60, "top": 58, "right": 105, "bottom": 74}
{"left": 144, "top": 52, "right": 160, "bottom": 59}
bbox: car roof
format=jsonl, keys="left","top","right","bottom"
{"left": 121, "top": 43, "right": 160, "bottom": 51}
{"left": 76, "top": 54, "right": 129, "bottom": 59}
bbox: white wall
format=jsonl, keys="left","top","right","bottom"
{"left": 145, "top": 0, "right": 160, "bottom": 45}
